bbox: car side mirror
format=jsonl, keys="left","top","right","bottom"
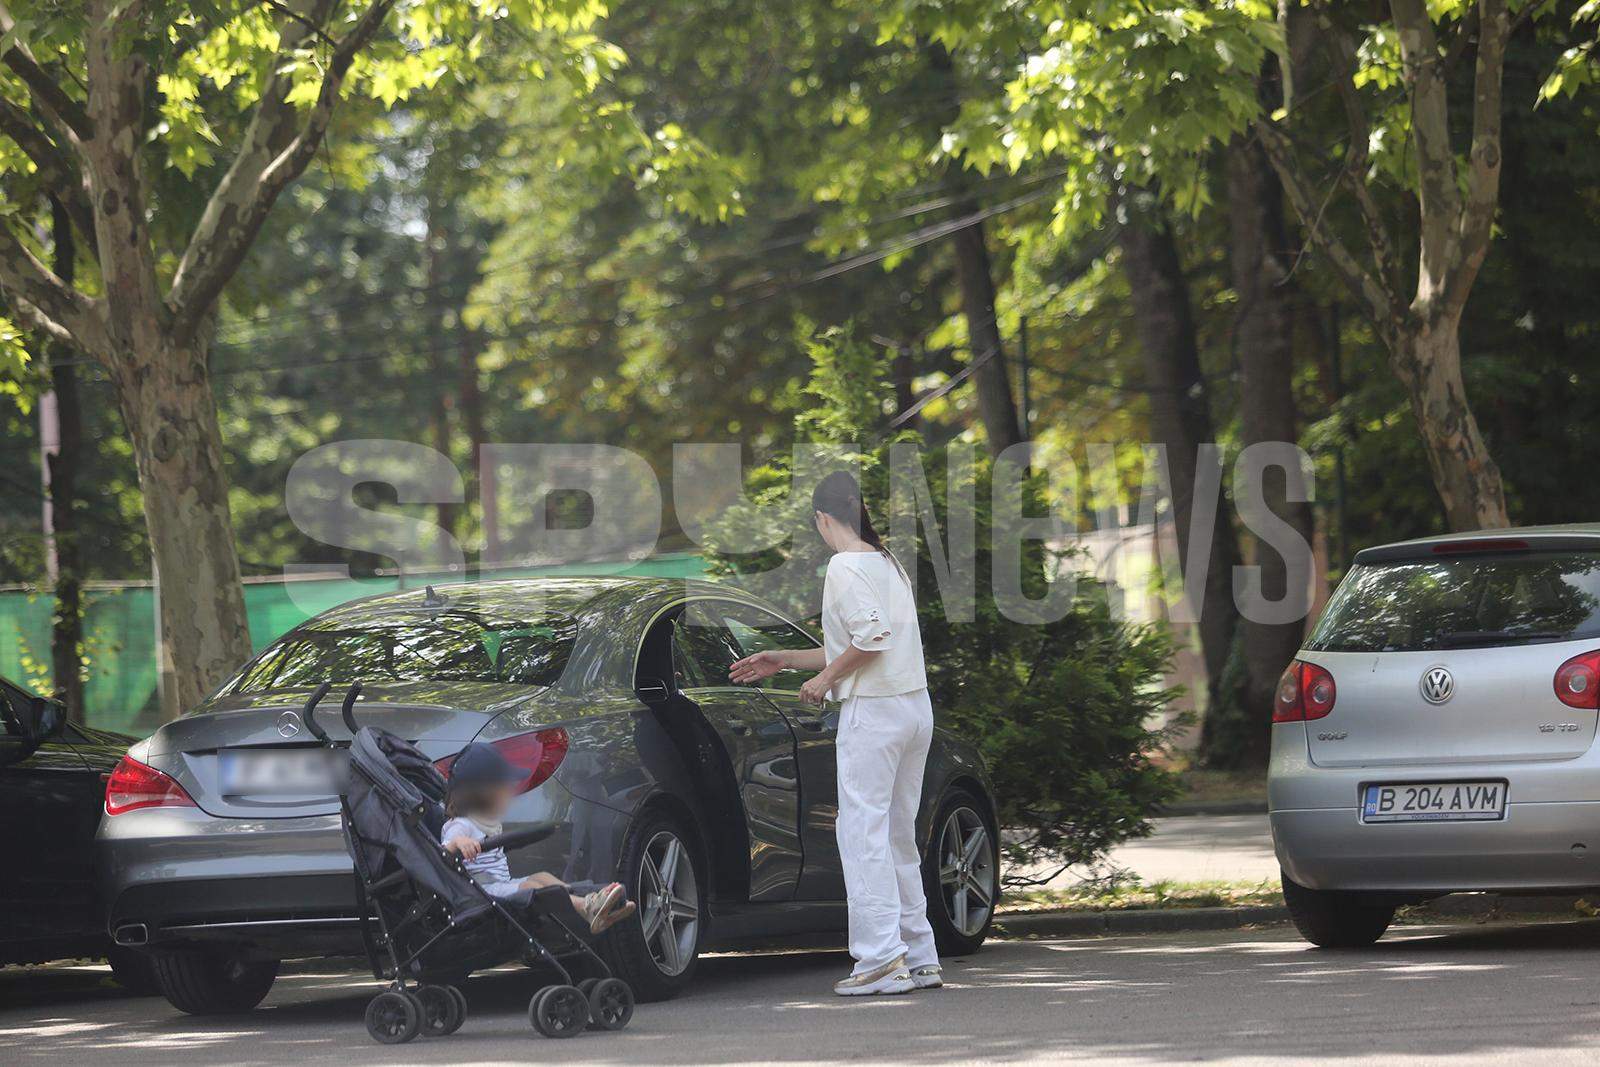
{"left": 1, "top": 683, "right": 64, "bottom": 765}
{"left": 635, "top": 676, "right": 675, "bottom": 710}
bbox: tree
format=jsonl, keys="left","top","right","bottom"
{"left": 700, "top": 324, "right": 1181, "bottom": 876}
{"left": 1252, "top": 0, "right": 1518, "bottom": 530}
{"left": 0, "top": 0, "right": 617, "bottom": 712}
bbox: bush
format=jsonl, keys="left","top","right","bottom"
{"left": 700, "top": 324, "right": 1181, "bottom": 882}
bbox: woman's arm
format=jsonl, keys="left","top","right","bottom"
{"left": 798, "top": 645, "right": 880, "bottom": 705}
{"left": 729, "top": 645, "right": 826, "bottom": 683}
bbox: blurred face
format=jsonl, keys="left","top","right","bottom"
{"left": 814, "top": 509, "right": 845, "bottom": 551}
{"left": 484, "top": 782, "right": 516, "bottom": 818}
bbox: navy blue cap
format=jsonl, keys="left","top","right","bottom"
{"left": 447, "top": 741, "right": 528, "bottom": 789}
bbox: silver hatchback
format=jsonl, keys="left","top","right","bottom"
{"left": 1270, "top": 525, "right": 1600, "bottom": 946}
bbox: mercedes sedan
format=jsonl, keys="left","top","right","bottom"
{"left": 1271, "top": 525, "right": 1600, "bottom": 947}
{"left": 97, "top": 577, "right": 999, "bottom": 1012}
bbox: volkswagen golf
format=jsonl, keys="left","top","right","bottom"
{"left": 1270, "top": 525, "right": 1600, "bottom": 946}
{"left": 97, "top": 577, "right": 999, "bottom": 1013}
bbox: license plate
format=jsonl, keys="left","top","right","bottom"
{"left": 1362, "top": 781, "right": 1506, "bottom": 823}
{"left": 219, "top": 748, "right": 347, "bottom": 796}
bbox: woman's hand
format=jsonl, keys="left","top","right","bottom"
{"left": 444, "top": 836, "right": 481, "bottom": 861}
{"left": 729, "top": 649, "right": 787, "bottom": 684}
{"left": 798, "top": 674, "right": 831, "bottom": 705}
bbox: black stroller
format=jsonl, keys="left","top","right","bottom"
{"left": 299, "top": 682, "right": 635, "bottom": 1044}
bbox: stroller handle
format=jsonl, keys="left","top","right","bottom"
{"left": 339, "top": 682, "right": 363, "bottom": 734}
{"left": 301, "top": 681, "right": 334, "bottom": 742}
{"left": 480, "top": 824, "right": 556, "bottom": 852}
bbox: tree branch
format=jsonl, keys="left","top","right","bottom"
{"left": 1390, "top": 0, "right": 1462, "bottom": 307}
{"left": 0, "top": 220, "right": 107, "bottom": 356}
{"left": 0, "top": 94, "right": 96, "bottom": 243}
{"left": 1447, "top": 0, "right": 1509, "bottom": 315}
{"left": 1254, "top": 119, "right": 1399, "bottom": 334}
{"left": 0, "top": 2, "right": 91, "bottom": 142}
{"left": 167, "top": 0, "right": 397, "bottom": 340}
{"left": 1317, "top": 16, "right": 1404, "bottom": 297}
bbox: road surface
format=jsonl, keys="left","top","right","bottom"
{"left": 4, "top": 918, "right": 1599, "bottom": 1064}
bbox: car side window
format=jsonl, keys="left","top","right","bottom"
{"left": 673, "top": 605, "right": 738, "bottom": 689}
{"left": 715, "top": 602, "right": 819, "bottom": 693}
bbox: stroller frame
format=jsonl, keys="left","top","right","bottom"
{"left": 301, "top": 681, "right": 635, "bottom": 1043}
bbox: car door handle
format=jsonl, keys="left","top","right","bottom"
{"left": 792, "top": 715, "right": 826, "bottom": 731}
{"left": 728, "top": 722, "right": 753, "bottom": 737}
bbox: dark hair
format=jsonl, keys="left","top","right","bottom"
{"left": 445, "top": 781, "right": 504, "bottom": 819}
{"left": 812, "top": 471, "right": 898, "bottom": 568}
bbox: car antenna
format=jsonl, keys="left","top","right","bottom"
{"left": 422, "top": 584, "right": 447, "bottom": 609}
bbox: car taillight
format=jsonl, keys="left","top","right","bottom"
{"left": 1555, "top": 650, "right": 1600, "bottom": 709}
{"left": 433, "top": 728, "right": 569, "bottom": 795}
{"left": 105, "top": 756, "right": 197, "bottom": 816}
{"left": 1273, "top": 660, "right": 1336, "bottom": 723}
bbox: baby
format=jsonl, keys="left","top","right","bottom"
{"left": 440, "top": 741, "right": 635, "bottom": 935}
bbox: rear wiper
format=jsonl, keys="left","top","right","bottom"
{"left": 1428, "top": 629, "right": 1566, "bottom": 648}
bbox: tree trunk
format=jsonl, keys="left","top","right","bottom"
{"left": 949, "top": 213, "right": 1023, "bottom": 456}
{"left": 45, "top": 197, "right": 85, "bottom": 722}
{"left": 1117, "top": 193, "right": 1240, "bottom": 705}
{"left": 923, "top": 41, "right": 1022, "bottom": 457}
{"left": 1389, "top": 316, "right": 1509, "bottom": 530}
{"left": 1224, "top": 138, "right": 1315, "bottom": 769}
{"left": 108, "top": 342, "right": 253, "bottom": 717}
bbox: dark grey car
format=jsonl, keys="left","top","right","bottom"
{"left": 97, "top": 577, "right": 1000, "bottom": 1013}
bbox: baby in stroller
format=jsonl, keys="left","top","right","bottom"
{"left": 440, "top": 741, "right": 637, "bottom": 935}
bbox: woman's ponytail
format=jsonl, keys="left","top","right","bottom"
{"left": 812, "top": 471, "right": 903, "bottom": 575}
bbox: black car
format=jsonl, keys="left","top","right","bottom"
{"left": 0, "top": 675, "right": 148, "bottom": 987}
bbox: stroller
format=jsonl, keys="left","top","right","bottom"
{"left": 300, "top": 682, "right": 635, "bottom": 1044}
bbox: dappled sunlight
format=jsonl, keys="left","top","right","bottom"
{"left": 7, "top": 923, "right": 1600, "bottom": 1064}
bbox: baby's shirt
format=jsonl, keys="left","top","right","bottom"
{"left": 441, "top": 816, "right": 521, "bottom": 899}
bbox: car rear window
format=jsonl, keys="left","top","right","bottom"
{"left": 1307, "top": 550, "right": 1600, "bottom": 652}
{"left": 227, "top": 609, "right": 579, "bottom": 693}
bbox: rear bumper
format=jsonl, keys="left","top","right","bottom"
{"left": 1270, "top": 722, "right": 1600, "bottom": 894}
{"left": 96, "top": 807, "right": 364, "bottom": 953}
{"left": 1272, "top": 802, "right": 1600, "bottom": 893}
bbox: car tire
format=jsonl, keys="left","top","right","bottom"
{"left": 151, "top": 949, "right": 279, "bottom": 1014}
{"left": 923, "top": 788, "right": 999, "bottom": 956}
{"left": 107, "top": 946, "right": 161, "bottom": 996}
{"left": 1282, "top": 872, "right": 1394, "bottom": 948}
{"left": 603, "top": 808, "right": 705, "bottom": 1002}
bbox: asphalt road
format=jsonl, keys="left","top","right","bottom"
{"left": 5, "top": 919, "right": 1600, "bottom": 1065}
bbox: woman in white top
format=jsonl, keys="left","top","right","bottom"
{"left": 729, "top": 471, "right": 941, "bottom": 997}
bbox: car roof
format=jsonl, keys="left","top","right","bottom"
{"left": 311, "top": 574, "right": 755, "bottom": 626}
{"left": 1353, "top": 523, "right": 1600, "bottom": 565}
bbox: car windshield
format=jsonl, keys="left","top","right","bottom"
{"left": 227, "top": 608, "right": 579, "bottom": 692}
{"left": 1307, "top": 549, "right": 1600, "bottom": 652}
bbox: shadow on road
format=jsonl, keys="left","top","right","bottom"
{"left": 4, "top": 921, "right": 1600, "bottom": 1064}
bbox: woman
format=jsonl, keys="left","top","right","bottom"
{"left": 729, "top": 471, "right": 941, "bottom": 997}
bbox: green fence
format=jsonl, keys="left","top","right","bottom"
{"left": 0, "top": 553, "right": 707, "bottom": 736}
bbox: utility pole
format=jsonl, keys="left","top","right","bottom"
{"left": 1018, "top": 315, "right": 1033, "bottom": 466}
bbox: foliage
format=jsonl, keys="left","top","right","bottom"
{"left": 700, "top": 325, "right": 1181, "bottom": 876}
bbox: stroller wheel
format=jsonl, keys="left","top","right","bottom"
{"left": 586, "top": 978, "right": 634, "bottom": 1031}
{"left": 529, "top": 984, "right": 589, "bottom": 1038}
{"left": 577, "top": 977, "right": 600, "bottom": 998}
{"left": 365, "top": 991, "right": 421, "bottom": 1044}
{"left": 446, "top": 984, "right": 468, "bottom": 1025}
{"left": 415, "top": 984, "right": 463, "bottom": 1037}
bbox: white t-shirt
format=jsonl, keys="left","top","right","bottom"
{"left": 821, "top": 551, "right": 927, "bottom": 700}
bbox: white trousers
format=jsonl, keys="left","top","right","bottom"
{"left": 835, "top": 688, "right": 939, "bottom": 974}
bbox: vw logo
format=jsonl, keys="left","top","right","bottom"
{"left": 1420, "top": 666, "right": 1455, "bottom": 705}
{"left": 276, "top": 710, "right": 302, "bottom": 738}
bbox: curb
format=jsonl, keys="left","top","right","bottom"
{"left": 993, "top": 904, "right": 1290, "bottom": 939}
{"left": 1157, "top": 800, "right": 1269, "bottom": 817}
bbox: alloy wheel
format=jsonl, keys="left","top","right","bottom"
{"left": 637, "top": 829, "right": 699, "bottom": 976}
{"left": 937, "top": 806, "right": 995, "bottom": 937}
